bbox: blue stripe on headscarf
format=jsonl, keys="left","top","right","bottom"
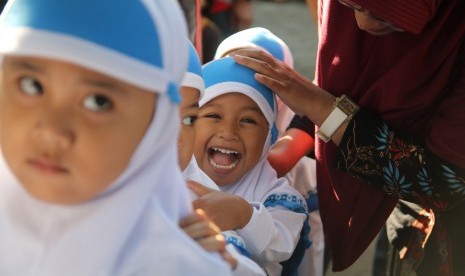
{"left": 3, "top": 0, "right": 162, "bottom": 68}
{"left": 203, "top": 57, "right": 275, "bottom": 111}
{"left": 187, "top": 42, "right": 202, "bottom": 77}
{"left": 249, "top": 31, "right": 284, "bottom": 62}
{"left": 167, "top": 82, "right": 181, "bottom": 104}
{"left": 203, "top": 57, "right": 279, "bottom": 143}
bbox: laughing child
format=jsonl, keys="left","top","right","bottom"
{"left": 178, "top": 42, "right": 266, "bottom": 276}
{"left": 214, "top": 27, "right": 324, "bottom": 276}
{"left": 0, "top": 0, "right": 233, "bottom": 275}
{"left": 190, "top": 57, "right": 309, "bottom": 276}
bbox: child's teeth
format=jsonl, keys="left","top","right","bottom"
{"left": 209, "top": 158, "right": 237, "bottom": 170}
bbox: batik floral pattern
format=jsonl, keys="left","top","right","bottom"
{"left": 335, "top": 110, "right": 465, "bottom": 210}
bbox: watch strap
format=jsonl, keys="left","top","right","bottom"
{"left": 316, "top": 107, "right": 348, "bottom": 142}
{"left": 316, "top": 94, "right": 359, "bottom": 143}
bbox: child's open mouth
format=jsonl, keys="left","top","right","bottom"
{"left": 208, "top": 147, "right": 241, "bottom": 170}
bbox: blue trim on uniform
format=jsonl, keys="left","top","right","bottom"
{"left": 264, "top": 193, "right": 311, "bottom": 276}
{"left": 223, "top": 234, "right": 251, "bottom": 258}
{"left": 3, "top": 0, "right": 162, "bottom": 67}
{"left": 306, "top": 192, "right": 319, "bottom": 212}
{"left": 263, "top": 193, "right": 307, "bottom": 214}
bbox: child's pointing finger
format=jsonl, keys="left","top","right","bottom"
{"left": 187, "top": 180, "right": 216, "bottom": 196}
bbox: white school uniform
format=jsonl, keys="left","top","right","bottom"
{"left": 0, "top": 0, "right": 232, "bottom": 275}
{"left": 198, "top": 57, "right": 309, "bottom": 276}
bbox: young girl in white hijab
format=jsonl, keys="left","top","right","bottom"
{"left": 190, "top": 57, "right": 310, "bottom": 276}
{"left": 179, "top": 42, "right": 266, "bottom": 276}
{"left": 0, "top": 0, "right": 232, "bottom": 275}
{"left": 214, "top": 27, "right": 324, "bottom": 276}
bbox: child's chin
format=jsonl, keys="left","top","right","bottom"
{"left": 210, "top": 173, "right": 239, "bottom": 187}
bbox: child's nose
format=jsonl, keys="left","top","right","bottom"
{"left": 31, "top": 115, "right": 75, "bottom": 154}
{"left": 217, "top": 123, "right": 239, "bottom": 141}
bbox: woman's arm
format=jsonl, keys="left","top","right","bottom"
{"left": 336, "top": 108, "right": 465, "bottom": 210}
{"left": 233, "top": 48, "right": 465, "bottom": 210}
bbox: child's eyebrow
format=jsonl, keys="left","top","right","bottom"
{"left": 7, "top": 60, "right": 44, "bottom": 73}
{"left": 81, "top": 79, "right": 128, "bottom": 95}
{"left": 242, "top": 105, "right": 263, "bottom": 114}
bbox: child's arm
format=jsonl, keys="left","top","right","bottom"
{"left": 188, "top": 181, "right": 253, "bottom": 231}
{"left": 268, "top": 128, "right": 314, "bottom": 177}
{"left": 180, "top": 209, "right": 267, "bottom": 275}
{"left": 179, "top": 209, "right": 237, "bottom": 269}
{"left": 189, "top": 181, "right": 308, "bottom": 270}
{"left": 236, "top": 202, "right": 308, "bottom": 267}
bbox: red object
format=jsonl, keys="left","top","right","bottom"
{"left": 195, "top": 0, "right": 203, "bottom": 61}
{"left": 209, "top": 0, "right": 232, "bottom": 13}
{"left": 315, "top": 0, "right": 465, "bottom": 270}
{"left": 268, "top": 129, "right": 314, "bottom": 178}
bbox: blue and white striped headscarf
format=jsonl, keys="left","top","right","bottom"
{"left": 214, "top": 27, "right": 294, "bottom": 68}
{"left": 201, "top": 57, "right": 278, "bottom": 146}
{"left": 0, "top": 0, "right": 232, "bottom": 275}
{"left": 213, "top": 27, "right": 295, "bottom": 135}
{"left": 0, "top": 0, "right": 187, "bottom": 103}
{"left": 182, "top": 41, "right": 204, "bottom": 98}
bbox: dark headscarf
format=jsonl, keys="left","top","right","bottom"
{"left": 315, "top": 0, "right": 465, "bottom": 270}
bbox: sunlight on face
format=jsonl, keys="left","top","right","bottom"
{"left": 178, "top": 87, "right": 200, "bottom": 171}
{"left": 354, "top": 10, "right": 400, "bottom": 35}
{"left": 194, "top": 93, "right": 269, "bottom": 186}
{"left": 0, "top": 56, "right": 157, "bottom": 204}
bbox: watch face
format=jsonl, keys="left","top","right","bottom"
{"left": 338, "top": 95, "right": 359, "bottom": 115}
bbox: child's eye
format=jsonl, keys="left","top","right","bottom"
{"left": 83, "top": 94, "right": 113, "bottom": 111}
{"left": 204, "top": 113, "right": 220, "bottom": 119}
{"left": 240, "top": 117, "right": 257, "bottom": 125}
{"left": 182, "top": 115, "right": 198, "bottom": 126}
{"left": 19, "top": 76, "right": 43, "bottom": 96}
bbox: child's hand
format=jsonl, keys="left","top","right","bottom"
{"left": 180, "top": 209, "right": 238, "bottom": 270}
{"left": 188, "top": 181, "right": 253, "bottom": 231}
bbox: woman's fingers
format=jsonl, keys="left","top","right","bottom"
{"left": 233, "top": 48, "right": 280, "bottom": 73}
{"left": 234, "top": 48, "right": 276, "bottom": 64}
{"left": 233, "top": 51, "right": 289, "bottom": 93}
{"left": 254, "top": 73, "right": 286, "bottom": 93}
{"left": 233, "top": 54, "right": 276, "bottom": 78}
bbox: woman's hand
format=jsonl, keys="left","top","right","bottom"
{"left": 232, "top": 48, "right": 335, "bottom": 127}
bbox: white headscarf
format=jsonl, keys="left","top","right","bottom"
{"left": 0, "top": 0, "right": 232, "bottom": 275}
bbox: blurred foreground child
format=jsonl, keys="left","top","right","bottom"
{"left": 0, "top": 0, "right": 232, "bottom": 275}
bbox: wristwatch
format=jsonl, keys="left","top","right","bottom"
{"left": 316, "top": 94, "right": 359, "bottom": 143}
